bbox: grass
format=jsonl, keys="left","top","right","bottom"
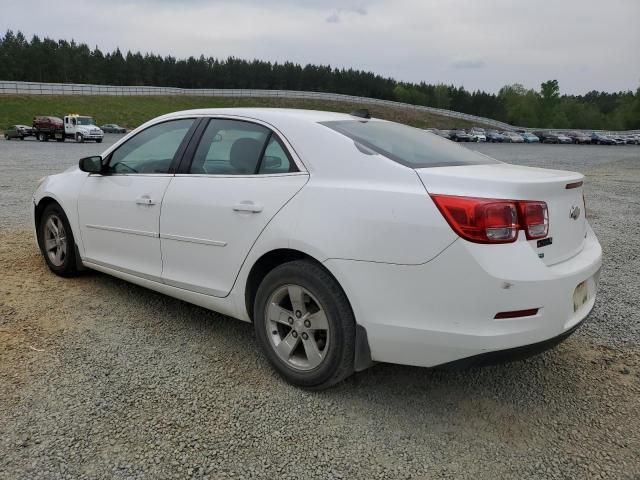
{"left": 0, "top": 95, "right": 485, "bottom": 131}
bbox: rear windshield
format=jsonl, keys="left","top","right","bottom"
{"left": 320, "top": 120, "right": 499, "bottom": 168}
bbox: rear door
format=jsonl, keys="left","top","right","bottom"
{"left": 159, "top": 118, "right": 308, "bottom": 297}
{"left": 77, "top": 118, "right": 197, "bottom": 279}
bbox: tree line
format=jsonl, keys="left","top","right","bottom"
{"left": 1, "top": 30, "right": 638, "bottom": 130}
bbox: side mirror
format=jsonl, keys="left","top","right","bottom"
{"left": 79, "top": 156, "right": 104, "bottom": 174}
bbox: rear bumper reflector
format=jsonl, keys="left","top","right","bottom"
{"left": 494, "top": 308, "right": 539, "bottom": 319}
{"left": 565, "top": 181, "right": 583, "bottom": 189}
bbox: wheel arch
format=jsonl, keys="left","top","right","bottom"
{"left": 34, "top": 196, "right": 60, "bottom": 246}
{"left": 244, "top": 248, "right": 373, "bottom": 372}
{"left": 34, "top": 195, "right": 85, "bottom": 270}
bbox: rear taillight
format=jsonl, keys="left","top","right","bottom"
{"left": 518, "top": 201, "right": 549, "bottom": 240}
{"left": 430, "top": 195, "right": 549, "bottom": 244}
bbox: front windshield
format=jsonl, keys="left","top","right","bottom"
{"left": 76, "top": 117, "right": 96, "bottom": 126}
{"left": 321, "top": 119, "right": 499, "bottom": 168}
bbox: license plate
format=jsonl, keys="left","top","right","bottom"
{"left": 573, "top": 280, "right": 589, "bottom": 312}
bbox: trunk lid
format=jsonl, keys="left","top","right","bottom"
{"left": 417, "top": 163, "right": 587, "bottom": 265}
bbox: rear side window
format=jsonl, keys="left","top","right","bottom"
{"left": 189, "top": 119, "right": 297, "bottom": 175}
{"left": 320, "top": 120, "right": 499, "bottom": 168}
{"left": 258, "top": 136, "right": 294, "bottom": 174}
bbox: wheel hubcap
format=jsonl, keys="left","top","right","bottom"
{"left": 44, "top": 215, "right": 67, "bottom": 267}
{"left": 265, "top": 284, "right": 330, "bottom": 371}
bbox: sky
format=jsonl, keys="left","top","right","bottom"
{"left": 2, "top": 0, "right": 639, "bottom": 95}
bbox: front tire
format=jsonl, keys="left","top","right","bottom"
{"left": 76, "top": 133, "right": 84, "bottom": 143}
{"left": 37, "top": 203, "right": 80, "bottom": 277}
{"left": 253, "top": 260, "right": 355, "bottom": 389}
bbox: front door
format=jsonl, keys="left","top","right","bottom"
{"left": 160, "top": 118, "right": 308, "bottom": 296}
{"left": 77, "top": 118, "right": 196, "bottom": 280}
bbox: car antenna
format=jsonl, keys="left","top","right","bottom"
{"left": 350, "top": 109, "right": 371, "bottom": 119}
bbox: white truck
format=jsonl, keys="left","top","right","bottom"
{"left": 63, "top": 114, "right": 104, "bottom": 143}
{"left": 33, "top": 114, "right": 104, "bottom": 143}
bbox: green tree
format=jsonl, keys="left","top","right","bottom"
{"left": 540, "top": 79, "right": 560, "bottom": 125}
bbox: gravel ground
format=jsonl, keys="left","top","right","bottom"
{"left": 1, "top": 136, "right": 639, "bottom": 479}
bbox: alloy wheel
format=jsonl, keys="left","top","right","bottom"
{"left": 43, "top": 214, "right": 68, "bottom": 267}
{"left": 265, "top": 284, "right": 330, "bottom": 371}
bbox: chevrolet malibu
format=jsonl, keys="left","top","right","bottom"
{"left": 32, "top": 108, "right": 602, "bottom": 389}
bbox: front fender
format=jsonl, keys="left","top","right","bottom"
{"left": 34, "top": 168, "right": 88, "bottom": 256}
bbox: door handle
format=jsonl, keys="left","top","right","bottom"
{"left": 135, "top": 196, "right": 156, "bottom": 206}
{"left": 233, "top": 202, "right": 263, "bottom": 213}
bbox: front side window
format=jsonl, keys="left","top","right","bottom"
{"left": 321, "top": 120, "right": 499, "bottom": 168}
{"left": 189, "top": 119, "right": 298, "bottom": 175}
{"left": 107, "top": 118, "right": 194, "bottom": 174}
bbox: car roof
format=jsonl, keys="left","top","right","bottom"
{"left": 156, "top": 107, "right": 356, "bottom": 125}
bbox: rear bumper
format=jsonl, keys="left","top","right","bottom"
{"left": 441, "top": 315, "right": 585, "bottom": 368}
{"left": 325, "top": 224, "right": 602, "bottom": 368}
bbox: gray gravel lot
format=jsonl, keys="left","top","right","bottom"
{"left": 1, "top": 137, "right": 639, "bottom": 479}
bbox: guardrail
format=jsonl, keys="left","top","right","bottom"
{"left": 1, "top": 81, "right": 638, "bottom": 135}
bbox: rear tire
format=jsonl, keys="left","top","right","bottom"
{"left": 96, "top": 138, "right": 102, "bottom": 143}
{"left": 4, "top": 134, "right": 8, "bottom": 140}
{"left": 37, "top": 203, "right": 80, "bottom": 277}
{"left": 253, "top": 260, "right": 355, "bottom": 390}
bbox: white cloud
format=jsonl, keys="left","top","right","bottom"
{"left": 451, "top": 59, "right": 486, "bottom": 70}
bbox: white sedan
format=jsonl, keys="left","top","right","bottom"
{"left": 32, "top": 108, "right": 602, "bottom": 389}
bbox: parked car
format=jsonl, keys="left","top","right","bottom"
{"left": 449, "top": 129, "right": 472, "bottom": 142}
{"left": 567, "top": 132, "right": 591, "bottom": 144}
{"left": 486, "top": 130, "right": 505, "bottom": 143}
{"left": 623, "top": 135, "right": 638, "bottom": 145}
{"left": 556, "top": 133, "right": 572, "bottom": 144}
{"left": 4, "top": 124, "right": 33, "bottom": 140}
{"left": 611, "top": 135, "right": 627, "bottom": 145}
{"left": 522, "top": 133, "right": 540, "bottom": 143}
{"left": 32, "top": 108, "right": 602, "bottom": 389}
{"left": 469, "top": 129, "right": 487, "bottom": 142}
{"left": 33, "top": 116, "right": 65, "bottom": 142}
{"left": 503, "top": 132, "right": 524, "bottom": 143}
{"left": 535, "top": 131, "right": 560, "bottom": 144}
{"left": 101, "top": 124, "right": 127, "bottom": 134}
{"left": 469, "top": 128, "right": 487, "bottom": 142}
{"left": 591, "top": 132, "right": 615, "bottom": 145}
{"left": 499, "top": 131, "right": 512, "bottom": 143}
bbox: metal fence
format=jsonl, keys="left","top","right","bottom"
{"left": 1, "top": 80, "right": 638, "bottom": 135}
